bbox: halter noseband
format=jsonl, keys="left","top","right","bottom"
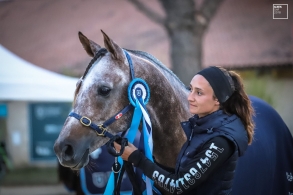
{"left": 68, "top": 104, "right": 132, "bottom": 139}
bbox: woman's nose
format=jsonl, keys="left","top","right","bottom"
{"left": 187, "top": 92, "right": 194, "bottom": 101}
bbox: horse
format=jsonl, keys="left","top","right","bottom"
{"left": 54, "top": 31, "right": 293, "bottom": 195}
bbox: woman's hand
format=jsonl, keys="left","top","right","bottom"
{"left": 114, "top": 142, "right": 138, "bottom": 161}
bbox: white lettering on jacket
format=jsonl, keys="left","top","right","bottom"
{"left": 151, "top": 142, "right": 224, "bottom": 193}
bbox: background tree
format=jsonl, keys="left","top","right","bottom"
{"left": 127, "top": 0, "right": 224, "bottom": 85}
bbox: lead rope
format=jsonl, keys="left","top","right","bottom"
{"left": 113, "top": 156, "right": 121, "bottom": 195}
{"left": 107, "top": 136, "right": 126, "bottom": 195}
{"left": 107, "top": 135, "right": 142, "bottom": 195}
{"left": 122, "top": 161, "right": 142, "bottom": 195}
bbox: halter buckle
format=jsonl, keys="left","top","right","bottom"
{"left": 80, "top": 116, "right": 91, "bottom": 127}
{"left": 97, "top": 124, "right": 107, "bottom": 136}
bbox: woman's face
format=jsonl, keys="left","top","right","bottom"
{"left": 188, "top": 74, "right": 220, "bottom": 117}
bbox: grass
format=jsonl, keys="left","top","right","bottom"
{"left": 0, "top": 167, "right": 59, "bottom": 186}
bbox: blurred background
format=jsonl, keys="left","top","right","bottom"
{"left": 0, "top": 0, "right": 292, "bottom": 194}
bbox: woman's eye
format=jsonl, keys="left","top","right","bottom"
{"left": 197, "top": 91, "right": 202, "bottom": 96}
{"left": 98, "top": 86, "right": 111, "bottom": 96}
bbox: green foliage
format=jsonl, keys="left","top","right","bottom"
{"left": 242, "top": 74, "right": 274, "bottom": 106}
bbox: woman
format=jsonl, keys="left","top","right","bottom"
{"left": 114, "top": 66, "right": 254, "bottom": 194}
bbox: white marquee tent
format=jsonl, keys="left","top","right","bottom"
{"left": 0, "top": 45, "right": 78, "bottom": 102}
{"left": 0, "top": 45, "right": 79, "bottom": 166}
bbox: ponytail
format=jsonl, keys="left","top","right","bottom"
{"left": 220, "top": 69, "right": 255, "bottom": 144}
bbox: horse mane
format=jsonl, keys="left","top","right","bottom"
{"left": 126, "top": 49, "right": 188, "bottom": 90}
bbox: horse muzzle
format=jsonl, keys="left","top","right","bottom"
{"left": 54, "top": 137, "right": 90, "bottom": 169}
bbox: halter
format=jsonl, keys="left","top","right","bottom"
{"left": 69, "top": 50, "right": 157, "bottom": 195}
{"left": 68, "top": 50, "right": 147, "bottom": 139}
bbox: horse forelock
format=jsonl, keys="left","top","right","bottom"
{"left": 73, "top": 48, "right": 108, "bottom": 105}
{"left": 82, "top": 48, "right": 108, "bottom": 80}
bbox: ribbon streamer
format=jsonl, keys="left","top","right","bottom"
{"left": 104, "top": 78, "right": 157, "bottom": 195}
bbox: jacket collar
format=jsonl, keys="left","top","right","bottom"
{"left": 188, "top": 110, "right": 229, "bottom": 133}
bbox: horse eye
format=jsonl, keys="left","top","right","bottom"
{"left": 98, "top": 86, "right": 111, "bottom": 96}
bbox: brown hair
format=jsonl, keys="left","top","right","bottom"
{"left": 219, "top": 67, "right": 255, "bottom": 144}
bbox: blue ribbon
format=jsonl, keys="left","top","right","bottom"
{"left": 104, "top": 86, "right": 159, "bottom": 195}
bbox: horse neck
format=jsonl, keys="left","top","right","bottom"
{"left": 135, "top": 55, "right": 191, "bottom": 168}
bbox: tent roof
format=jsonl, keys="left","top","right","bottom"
{"left": 0, "top": 45, "right": 78, "bottom": 102}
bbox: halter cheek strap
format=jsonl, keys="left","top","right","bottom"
{"left": 125, "top": 50, "right": 135, "bottom": 80}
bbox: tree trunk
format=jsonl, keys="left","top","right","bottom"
{"left": 127, "top": 0, "right": 224, "bottom": 85}
{"left": 168, "top": 29, "right": 202, "bottom": 86}
{"left": 160, "top": 0, "right": 203, "bottom": 85}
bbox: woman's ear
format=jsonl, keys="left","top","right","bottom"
{"left": 213, "top": 95, "right": 220, "bottom": 105}
{"left": 215, "top": 98, "right": 220, "bottom": 106}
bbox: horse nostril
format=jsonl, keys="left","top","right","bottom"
{"left": 62, "top": 144, "right": 74, "bottom": 161}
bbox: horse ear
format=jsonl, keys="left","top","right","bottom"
{"left": 78, "top": 31, "right": 102, "bottom": 57}
{"left": 101, "top": 30, "right": 125, "bottom": 61}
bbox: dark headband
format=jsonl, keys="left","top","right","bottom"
{"left": 197, "top": 66, "right": 234, "bottom": 103}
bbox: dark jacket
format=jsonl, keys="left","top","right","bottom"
{"left": 175, "top": 110, "right": 248, "bottom": 195}
{"left": 129, "top": 110, "right": 248, "bottom": 195}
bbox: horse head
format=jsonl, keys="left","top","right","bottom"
{"left": 54, "top": 31, "right": 190, "bottom": 170}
